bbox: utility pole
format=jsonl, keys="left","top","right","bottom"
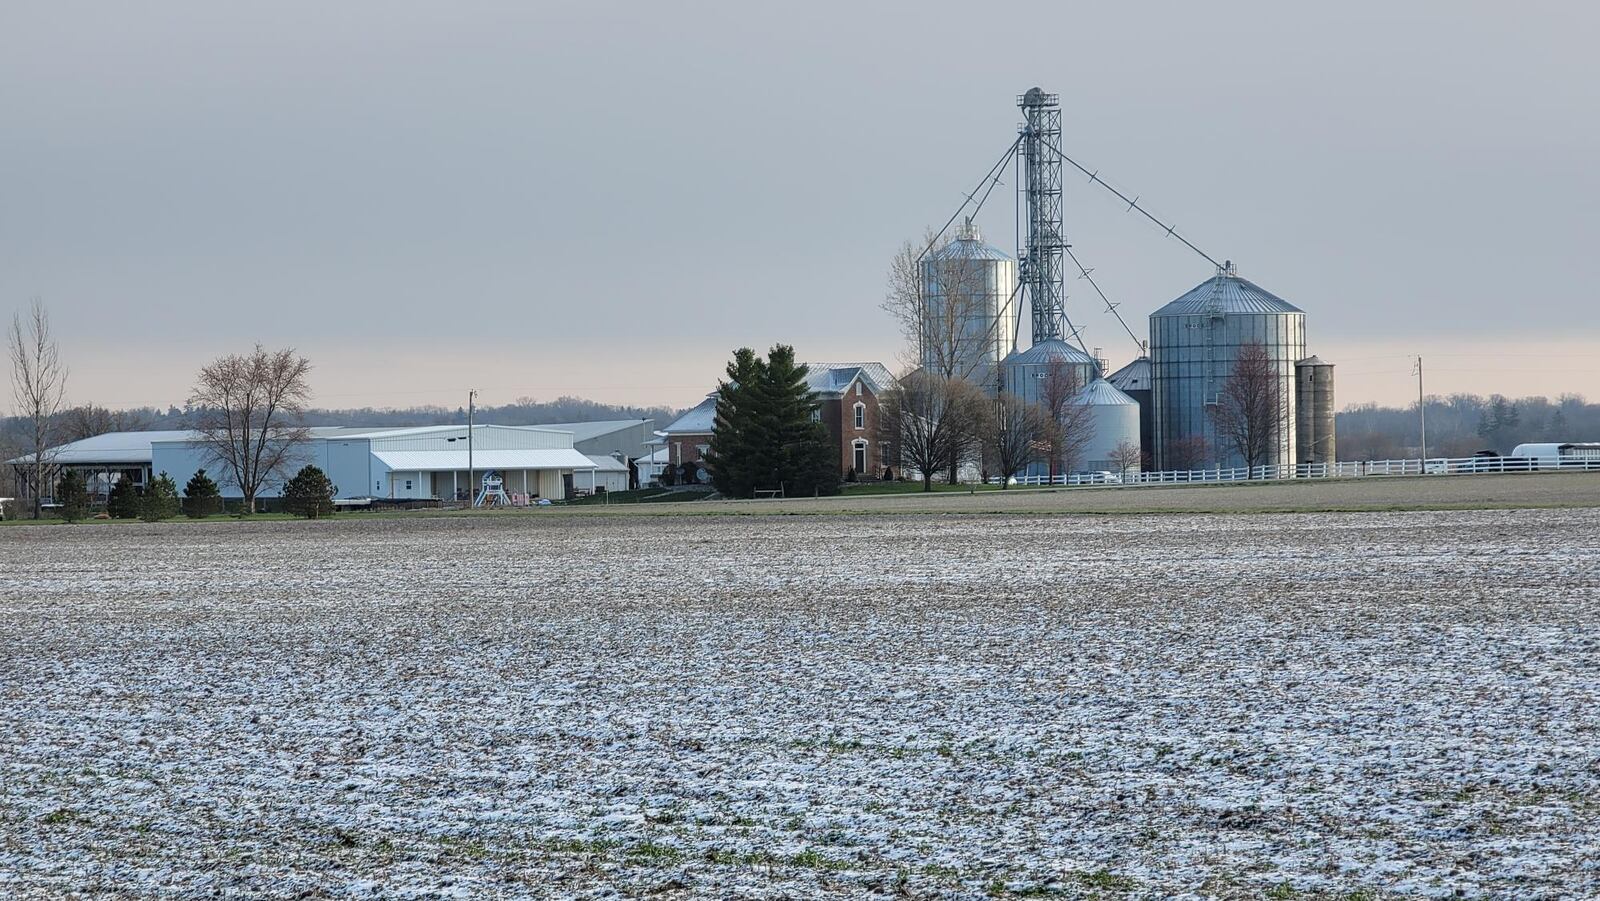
{"left": 467, "top": 388, "right": 477, "bottom": 508}
{"left": 1413, "top": 356, "right": 1426, "bottom": 462}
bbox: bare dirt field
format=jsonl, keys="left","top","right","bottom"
{"left": 2, "top": 505, "right": 1598, "bottom": 899}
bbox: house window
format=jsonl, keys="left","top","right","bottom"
{"left": 810, "top": 409, "right": 821, "bottom": 422}
{"left": 855, "top": 382, "right": 862, "bottom": 396}
{"left": 405, "top": 479, "right": 413, "bottom": 491}
{"left": 853, "top": 402, "right": 865, "bottom": 429}
{"left": 852, "top": 440, "right": 868, "bottom": 473}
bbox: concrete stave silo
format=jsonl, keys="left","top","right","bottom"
{"left": 1150, "top": 264, "right": 1306, "bottom": 470}
{"left": 1294, "top": 356, "right": 1336, "bottom": 465}
{"left": 920, "top": 220, "right": 1018, "bottom": 392}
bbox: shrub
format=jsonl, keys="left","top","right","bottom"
{"left": 283, "top": 465, "right": 337, "bottom": 519}
{"left": 106, "top": 477, "right": 142, "bottom": 519}
{"left": 56, "top": 470, "right": 91, "bottom": 523}
{"left": 183, "top": 469, "right": 222, "bottom": 518}
{"left": 140, "top": 472, "right": 180, "bottom": 522}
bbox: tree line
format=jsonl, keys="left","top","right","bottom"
{"left": 1337, "top": 392, "right": 1597, "bottom": 460}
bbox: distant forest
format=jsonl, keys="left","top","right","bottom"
{"left": 4, "top": 391, "right": 1596, "bottom": 464}
{"left": 1337, "top": 393, "right": 1596, "bottom": 459}
{"left": 2, "top": 395, "right": 687, "bottom": 447}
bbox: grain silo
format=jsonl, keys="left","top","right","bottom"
{"left": 920, "top": 220, "right": 1018, "bottom": 391}
{"left": 1000, "top": 339, "right": 1097, "bottom": 408}
{"left": 1107, "top": 355, "right": 1152, "bottom": 466}
{"left": 1149, "top": 263, "right": 1305, "bottom": 470}
{"left": 1075, "top": 378, "right": 1141, "bottom": 473}
{"left": 1294, "top": 356, "right": 1336, "bottom": 465}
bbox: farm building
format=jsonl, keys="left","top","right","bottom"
{"left": 10, "top": 423, "right": 617, "bottom": 506}
{"left": 153, "top": 425, "right": 596, "bottom": 502}
{"left": 634, "top": 447, "right": 670, "bottom": 487}
{"left": 537, "top": 419, "right": 655, "bottom": 464}
{"left": 4, "top": 429, "right": 191, "bottom": 506}
{"left": 580, "top": 454, "right": 632, "bottom": 493}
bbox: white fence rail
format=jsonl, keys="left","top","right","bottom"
{"left": 994, "top": 455, "right": 1600, "bottom": 488}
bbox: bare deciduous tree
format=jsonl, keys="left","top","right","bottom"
{"left": 8, "top": 300, "right": 69, "bottom": 518}
{"left": 882, "top": 228, "right": 1002, "bottom": 384}
{"left": 883, "top": 370, "right": 983, "bottom": 492}
{"left": 1166, "top": 435, "right": 1211, "bottom": 472}
{"left": 883, "top": 226, "right": 1008, "bottom": 484}
{"left": 1209, "top": 341, "right": 1285, "bottom": 472}
{"left": 983, "top": 393, "right": 1049, "bottom": 488}
{"left": 189, "top": 345, "right": 313, "bottom": 512}
{"left": 1108, "top": 439, "right": 1143, "bottom": 481}
{"left": 1036, "top": 359, "right": 1095, "bottom": 481}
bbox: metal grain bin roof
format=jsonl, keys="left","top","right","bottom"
{"left": 1151, "top": 273, "right": 1303, "bottom": 317}
{"left": 927, "top": 233, "right": 1013, "bottom": 263}
{"left": 1075, "top": 378, "right": 1139, "bottom": 406}
{"left": 1002, "top": 338, "right": 1096, "bottom": 366}
{"left": 1295, "top": 355, "right": 1332, "bottom": 367}
{"left": 1107, "top": 356, "right": 1151, "bottom": 392}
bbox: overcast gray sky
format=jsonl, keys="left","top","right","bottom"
{"left": 4, "top": 1, "right": 1596, "bottom": 411}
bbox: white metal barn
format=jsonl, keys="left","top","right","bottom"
{"left": 580, "top": 454, "right": 631, "bottom": 493}
{"left": 152, "top": 425, "right": 598, "bottom": 502}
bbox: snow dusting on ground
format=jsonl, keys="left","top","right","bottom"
{"left": 1, "top": 508, "right": 1597, "bottom": 898}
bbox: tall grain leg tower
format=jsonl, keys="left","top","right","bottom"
{"left": 1018, "top": 87, "right": 1066, "bottom": 343}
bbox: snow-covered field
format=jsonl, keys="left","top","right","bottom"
{"left": 2, "top": 509, "right": 1597, "bottom": 899}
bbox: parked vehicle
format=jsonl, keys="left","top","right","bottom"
{"left": 1510, "top": 443, "right": 1600, "bottom": 470}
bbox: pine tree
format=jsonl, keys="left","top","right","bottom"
{"left": 283, "top": 465, "right": 337, "bottom": 518}
{"left": 140, "top": 472, "right": 180, "bottom": 522}
{"left": 183, "top": 468, "right": 222, "bottom": 518}
{"left": 56, "top": 470, "right": 90, "bottom": 522}
{"left": 106, "top": 476, "right": 141, "bottom": 519}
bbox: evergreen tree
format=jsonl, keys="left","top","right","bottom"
{"left": 704, "top": 345, "right": 840, "bottom": 498}
{"left": 183, "top": 468, "right": 222, "bottom": 518}
{"left": 56, "top": 470, "right": 90, "bottom": 522}
{"left": 764, "top": 346, "right": 839, "bottom": 497}
{"left": 106, "top": 477, "right": 141, "bottom": 519}
{"left": 704, "top": 348, "right": 767, "bottom": 497}
{"left": 283, "top": 465, "right": 337, "bottom": 518}
{"left": 140, "top": 472, "right": 180, "bottom": 522}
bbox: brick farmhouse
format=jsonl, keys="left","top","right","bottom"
{"left": 652, "top": 362, "right": 893, "bottom": 485}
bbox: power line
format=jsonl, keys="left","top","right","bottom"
{"left": 1062, "top": 245, "right": 1143, "bottom": 352}
{"left": 1034, "top": 135, "right": 1224, "bottom": 270}
{"left": 916, "top": 135, "right": 1023, "bottom": 265}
